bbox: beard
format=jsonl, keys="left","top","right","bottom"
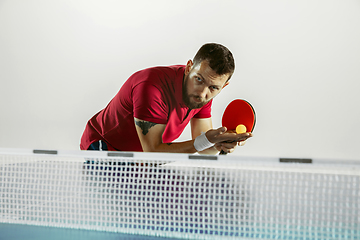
{"left": 182, "top": 75, "right": 209, "bottom": 109}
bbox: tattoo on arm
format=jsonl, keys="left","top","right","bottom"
{"left": 135, "top": 120, "right": 158, "bottom": 135}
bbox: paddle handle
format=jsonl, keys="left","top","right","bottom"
{"left": 219, "top": 150, "right": 227, "bottom": 155}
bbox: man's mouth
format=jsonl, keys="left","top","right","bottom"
{"left": 192, "top": 96, "right": 203, "bottom": 103}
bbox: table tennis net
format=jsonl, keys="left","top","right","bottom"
{"left": 0, "top": 149, "right": 359, "bottom": 239}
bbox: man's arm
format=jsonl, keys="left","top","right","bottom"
{"left": 134, "top": 118, "right": 198, "bottom": 153}
{"left": 134, "top": 118, "right": 252, "bottom": 154}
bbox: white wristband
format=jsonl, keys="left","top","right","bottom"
{"left": 194, "top": 132, "right": 215, "bottom": 152}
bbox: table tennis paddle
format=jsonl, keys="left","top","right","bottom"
{"left": 219, "top": 99, "right": 256, "bottom": 155}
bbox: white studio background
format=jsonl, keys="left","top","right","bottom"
{"left": 0, "top": 0, "right": 359, "bottom": 160}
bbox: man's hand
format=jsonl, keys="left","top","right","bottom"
{"left": 206, "top": 127, "right": 253, "bottom": 154}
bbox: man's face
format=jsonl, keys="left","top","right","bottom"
{"left": 183, "top": 60, "right": 230, "bottom": 109}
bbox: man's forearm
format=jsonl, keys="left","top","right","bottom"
{"left": 144, "top": 140, "right": 219, "bottom": 155}
{"left": 144, "top": 140, "right": 197, "bottom": 154}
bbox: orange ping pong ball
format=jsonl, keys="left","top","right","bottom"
{"left": 236, "top": 124, "right": 247, "bottom": 134}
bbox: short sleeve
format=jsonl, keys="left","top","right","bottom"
{"left": 132, "top": 81, "right": 168, "bottom": 124}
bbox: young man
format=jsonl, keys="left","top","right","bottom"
{"left": 80, "top": 43, "right": 252, "bottom": 154}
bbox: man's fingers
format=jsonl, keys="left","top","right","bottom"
{"left": 217, "top": 142, "right": 236, "bottom": 154}
{"left": 206, "top": 128, "right": 253, "bottom": 144}
{"left": 220, "top": 132, "right": 252, "bottom": 143}
{"left": 237, "top": 132, "right": 252, "bottom": 142}
{"left": 220, "top": 141, "right": 237, "bottom": 149}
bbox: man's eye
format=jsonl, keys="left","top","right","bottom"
{"left": 196, "top": 77, "right": 202, "bottom": 82}
{"left": 210, "top": 86, "right": 219, "bottom": 91}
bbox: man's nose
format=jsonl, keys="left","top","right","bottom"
{"left": 198, "top": 86, "right": 208, "bottom": 99}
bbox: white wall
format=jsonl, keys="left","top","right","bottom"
{"left": 1, "top": 0, "right": 359, "bottom": 160}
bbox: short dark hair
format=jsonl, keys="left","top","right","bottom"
{"left": 193, "top": 43, "right": 235, "bottom": 80}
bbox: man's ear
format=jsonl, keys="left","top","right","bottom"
{"left": 185, "top": 60, "right": 193, "bottom": 75}
{"left": 222, "top": 81, "right": 230, "bottom": 89}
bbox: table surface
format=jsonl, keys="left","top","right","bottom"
{"left": 0, "top": 223, "right": 180, "bottom": 240}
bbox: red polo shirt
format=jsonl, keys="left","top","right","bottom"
{"left": 80, "top": 65, "right": 212, "bottom": 151}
